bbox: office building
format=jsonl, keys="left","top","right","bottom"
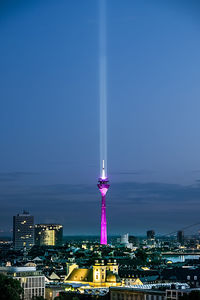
{"left": 177, "top": 230, "right": 184, "bottom": 245}
{"left": 13, "top": 211, "right": 34, "bottom": 251}
{"left": 147, "top": 230, "right": 155, "bottom": 240}
{"left": 0, "top": 265, "right": 45, "bottom": 300}
{"left": 35, "top": 224, "right": 63, "bottom": 246}
{"left": 120, "top": 233, "right": 129, "bottom": 244}
{"left": 129, "top": 235, "right": 139, "bottom": 247}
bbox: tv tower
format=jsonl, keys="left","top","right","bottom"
{"left": 98, "top": 160, "right": 110, "bottom": 245}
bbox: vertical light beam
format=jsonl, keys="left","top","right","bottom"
{"left": 98, "top": 0, "right": 109, "bottom": 246}
{"left": 99, "top": 0, "right": 107, "bottom": 177}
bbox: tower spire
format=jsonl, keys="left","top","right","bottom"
{"left": 102, "top": 159, "right": 106, "bottom": 179}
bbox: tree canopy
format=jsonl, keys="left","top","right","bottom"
{"left": 0, "top": 273, "right": 23, "bottom": 300}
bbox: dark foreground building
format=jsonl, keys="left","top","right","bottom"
{"left": 53, "top": 291, "right": 109, "bottom": 300}
{"left": 110, "top": 287, "right": 165, "bottom": 300}
{"left": 161, "top": 266, "right": 200, "bottom": 288}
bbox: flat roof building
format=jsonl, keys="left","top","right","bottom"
{"left": 110, "top": 286, "right": 165, "bottom": 300}
{"left": 35, "top": 224, "right": 63, "bottom": 246}
{"left": 0, "top": 266, "right": 45, "bottom": 300}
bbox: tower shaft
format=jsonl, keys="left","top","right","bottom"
{"left": 98, "top": 173, "right": 109, "bottom": 245}
{"left": 100, "top": 195, "right": 107, "bottom": 245}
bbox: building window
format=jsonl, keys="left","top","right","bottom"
{"left": 96, "top": 275, "right": 98, "bottom": 280}
{"left": 194, "top": 276, "right": 197, "bottom": 280}
{"left": 187, "top": 275, "right": 190, "bottom": 280}
{"left": 172, "top": 292, "right": 177, "bottom": 297}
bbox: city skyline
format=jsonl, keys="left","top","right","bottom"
{"left": 1, "top": 0, "right": 200, "bottom": 235}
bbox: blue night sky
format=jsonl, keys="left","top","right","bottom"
{"left": 1, "top": 0, "right": 200, "bottom": 236}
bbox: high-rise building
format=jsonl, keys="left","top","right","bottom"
{"left": 34, "top": 224, "right": 63, "bottom": 246}
{"left": 120, "top": 233, "right": 129, "bottom": 245}
{"left": 98, "top": 160, "right": 110, "bottom": 245}
{"left": 129, "top": 235, "right": 139, "bottom": 247}
{"left": 117, "top": 234, "right": 134, "bottom": 249}
{"left": 177, "top": 230, "right": 184, "bottom": 245}
{"left": 147, "top": 230, "right": 155, "bottom": 240}
{"left": 13, "top": 211, "right": 34, "bottom": 251}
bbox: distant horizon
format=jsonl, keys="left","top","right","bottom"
{"left": 1, "top": 230, "right": 199, "bottom": 239}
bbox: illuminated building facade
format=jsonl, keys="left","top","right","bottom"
{"left": 0, "top": 266, "right": 45, "bottom": 300}
{"left": 13, "top": 211, "right": 34, "bottom": 251}
{"left": 65, "top": 259, "right": 121, "bottom": 287}
{"left": 66, "top": 262, "right": 79, "bottom": 276}
{"left": 98, "top": 160, "right": 110, "bottom": 245}
{"left": 35, "top": 224, "right": 63, "bottom": 246}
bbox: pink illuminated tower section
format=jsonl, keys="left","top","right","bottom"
{"left": 98, "top": 160, "right": 110, "bottom": 245}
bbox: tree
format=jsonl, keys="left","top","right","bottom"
{"left": 135, "top": 249, "right": 147, "bottom": 263}
{"left": 0, "top": 273, "right": 23, "bottom": 300}
{"left": 28, "top": 245, "right": 45, "bottom": 257}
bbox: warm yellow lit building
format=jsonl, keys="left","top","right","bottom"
{"left": 65, "top": 260, "right": 121, "bottom": 287}
{"left": 66, "top": 262, "right": 79, "bottom": 276}
{"left": 35, "top": 224, "right": 63, "bottom": 246}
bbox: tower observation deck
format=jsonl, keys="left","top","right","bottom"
{"left": 98, "top": 160, "right": 110, "bottom": 245}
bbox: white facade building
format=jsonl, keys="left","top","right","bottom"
{"left": 0, "top": 266, "right": 45, "bottom": 300}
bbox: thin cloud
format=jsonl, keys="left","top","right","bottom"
{"left": 1, "top": 180, "right": 200, "bottom": 235}
{"left": 0, "top": 172, "right": 39, "bottom": 183}
{"left": 111, "top": 170, "right": 154, "bottom": 176}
